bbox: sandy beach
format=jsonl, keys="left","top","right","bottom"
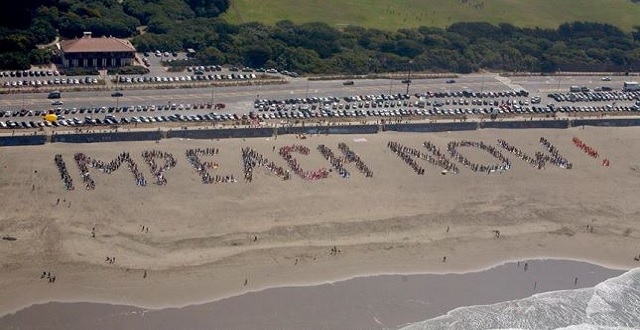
{"left": 0, "top": 259, "right": 627, "bottom": 330}
{"left": 1, "top": 126, "right": 640, "bottom": 322}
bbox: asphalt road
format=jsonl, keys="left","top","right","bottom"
{"left": 0, "top": 73, "right": 634, "bottom": 114}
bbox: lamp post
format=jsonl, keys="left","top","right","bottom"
{"left": 305, "top": 79, "right": 310, "bottom": 99}
{"left": 405, "top": 60, "right": 413, "bottom": 95}
{"left": 115, "top": 74, "right": 119, "bottom": 110}
{"left": 556, "top": 67, "right": 562, "bottom": 91}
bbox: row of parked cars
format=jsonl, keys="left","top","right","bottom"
{"left": 115, "top": 73, "right": 258, "bottom": 84}
{"left": 0, "top": 70, "right": 62, "bottom": 78}
{"left": 3, "top": 77, "right": 100, "bottom": 88}
{"left": 4, "top": 103, "right": 639, "bottom": 131}
{"left": 416, "top": 89, "right": 530, "bottom": 99}
{"left": 547, "top": 90, "right": 640, "bottom": 103}
{"left": 1, "top": 102, "right": 226, "bottom": 120}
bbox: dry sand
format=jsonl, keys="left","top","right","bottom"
{"left": 0, "top": 127, "right": 639, "bottom": 319}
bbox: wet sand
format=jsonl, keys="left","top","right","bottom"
{"left": 0, "top": 127, "right": 640, "bottom": 325}
{"left": 0, "top": 259, "right": 627, "bottom": 330}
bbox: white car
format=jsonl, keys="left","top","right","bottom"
{"left": 601, "top": 77, "right": 611, "bottom": 81}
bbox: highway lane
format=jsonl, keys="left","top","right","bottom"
{"left": 0, "top": 73, "right": 631, "bottom": 112}
{"left": 0, "top": 74, "right": 512, "bottom": 110}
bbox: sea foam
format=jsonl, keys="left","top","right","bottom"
{"left": 399, "top": 268, "right": 640, "bottom": 330}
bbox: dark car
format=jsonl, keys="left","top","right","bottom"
{"left": 343, "top": 80, "right": 355, "bottom": 86}
{"left": 111, "top": 92, "right": 124, "bottom": 97}
{"left": 401, "top": 79, "right": 412, "bottom": 84}
{"left": 446, "top": 79, "right": 456, "bottom": 84}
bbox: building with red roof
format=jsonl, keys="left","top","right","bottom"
{"left": 60, "top": 32, "right": 136, "bottom": 68}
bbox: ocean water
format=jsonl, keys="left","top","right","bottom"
{"left": 399, "top": 268, "right": 640, "bottom": 330}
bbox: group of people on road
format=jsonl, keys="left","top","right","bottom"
{"left": 74, "top": 152, "right": 147, "bottom": 190}
{"left": 338, "top": 143, "right": 374, "bottom": 177}
{"left": 54, "top": 154, "right": 74, "bottom": 190}
{"left": 185, "top": 148, "right": 236, "bottom": 184}
{"left": 279, "top": 145, "right": 329, "bottom": 180}
{"left": 241, "top": 147, "right": 290, "bottom": 182}
{"left": 142, "top": 150, "right": 176, "bottom": 185}
{"left": 446, "top": 140, "right": 511, "bottom": 174}
{"left": 387, "top": 141, "right": 426, "bottom": 175}
{"left": 539, "top": 137, "right": 573, "bottom": 169}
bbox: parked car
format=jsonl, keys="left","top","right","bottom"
{"left": 343, "top": 80, "right": 355, "bottom": 86}
{"left": 446, "top": 79, "right": 456, "bottom": 84}
{"left": 111, "top": 91, "right": 124, "bottom": 97}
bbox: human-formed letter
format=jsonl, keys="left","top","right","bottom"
{"left": 498, "top": 138, "right": 572, "bottom": 169}
{"left": 280, "top": 145, "right": 329, "bottom": 180}
{"left": 74, "top": 152, "right": 146, "bottom": 190}
{"left": 338, "top": 143, "right": 373, "bottom": 177}
{"left": 141, "top": 150, "right": 176, "bottom": 185}
{"left": 186, "top": 148, "right": 236, "bottom": 184}
{"left": 446, "top": 140, "right": 511, "bottom": 174}
{"left": 241, "top": 147, "right": 290, "bottom": 182}
{"left": 54, "top": 154, "right": 74, "bottom": 191}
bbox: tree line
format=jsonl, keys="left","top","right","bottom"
{"left": 1, "top": 0, "right": 640, "bottom": 74}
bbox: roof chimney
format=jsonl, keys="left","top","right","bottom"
{"left": 83, "top": 31, "right": 92, "bottom": 38}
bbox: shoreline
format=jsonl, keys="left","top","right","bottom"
{"left": 1, "top": 127, "right": 640, "bottom": 323}
{"left": 0, "top": 259, "right": 630, "bottom": 330}
{"left": 0, "top": 252, "right": 636, "bottom": 317}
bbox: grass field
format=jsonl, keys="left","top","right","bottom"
{"left": 222, "top": 0, "right": 640, "bottom": 32}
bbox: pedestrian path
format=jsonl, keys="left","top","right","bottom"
{"left": 495, "top": 75, "right": 525, "bottom": 91}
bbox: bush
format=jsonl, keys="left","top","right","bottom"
{"left": 64, "top": 67, "right": 99, "bottom": 76}
{"left": 108, "top": 66, "right": 150, "bottom": 75}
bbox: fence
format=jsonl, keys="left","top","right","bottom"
{"left": 277, "top": 124, "right": 379, "bottom": 136}
{"left": 480, "top": 120, "right": 569, "bottom": 129}
{"left": 571, "top": 118, "right": 640, "bottom": 127}
{"left": 166, "top": 127, "right": 273, "bottom": 139}
{"left": 383, "top": 122, "right": 478, "bottom": 133}
{"left": 0, "top": 135, "right": 47, "bottom": 146}
{"left": 51, "top": 131, "right": 163, "bottom": 143}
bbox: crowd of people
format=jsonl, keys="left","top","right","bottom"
{"left": 572, "top": 137, "right": 599, "bottom": 158}
{"left": 74, "top": 152, "right": 147, "bottom": 190}
{"left": 141, "top": 150, "right": 177, "bottom": 185}
{"left": 241, "top": 147, "right": 290, "bottom": 182}
{"left": 387, "top": 141, "right": 426, "bottom": 175}
{"left": 279, "top": 145, "right": 329, "bottom": 180}
{"left": 54, "top": 154, "right": 74, "bottom": 190}
{"left": 446, "top": 140, "right": 511, "bottom": 174}
{"left": 539, "top": 137, "right": 573, "bottom": 169}
{"left": 422, "top": 142, "right": 460, "bottom": 174}
{"left": 185, "top": 148, "right": 236, "bottom": 184}
{"left": 498, "top": 139, "right": 547, "bottom": 169}
{"left": 572, "top": 137, "right": 610, "bottom": 166}
{"left": 338, "top": 143, "right": 374, "bottom": 177}
{"left": 317, "top": 144, "right": 350, "bottom": 178}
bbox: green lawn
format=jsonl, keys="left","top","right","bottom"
{"left": 222, "top": 0, "right": 640, "bottom": 31}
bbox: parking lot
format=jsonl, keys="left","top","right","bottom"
{"left": 1, "top": 85, "right": 639, "bottom": 131}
